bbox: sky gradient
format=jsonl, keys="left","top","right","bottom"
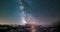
{"left": 0, "top": 0, "right": 60, "bottom": 25}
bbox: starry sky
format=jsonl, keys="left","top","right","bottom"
{"left": 0, "top": 0, "right": 60, "bottom": 25}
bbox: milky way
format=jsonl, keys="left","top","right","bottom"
{"left": 18, "top": 0, "right": 51, "bottom": 26}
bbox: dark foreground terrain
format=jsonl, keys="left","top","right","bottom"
{"left": 0, "top": 24, "right": 60, "bottom": 32}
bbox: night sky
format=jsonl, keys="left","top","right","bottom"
{"left": 0, "top": 0, "right": 60, "bottom": 25}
